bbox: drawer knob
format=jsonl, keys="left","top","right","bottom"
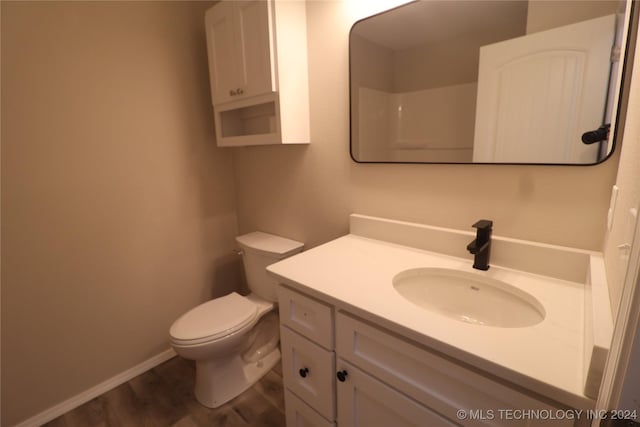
{"left": 336, "top": 370, "right": 348, "bottom": 382}
{"left": 299, "top": 367, "right": 309, "bottom": 378}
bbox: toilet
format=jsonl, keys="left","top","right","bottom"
{"left": 169, "top": 231, "right": 303, "bottom": 408}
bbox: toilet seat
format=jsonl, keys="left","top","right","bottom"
{"left": 170, "top": 292, "right": 258, "bottom": 346}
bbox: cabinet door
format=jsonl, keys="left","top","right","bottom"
{"left": 337, "top": 360, "right": 460, "bottom": 427}
{"left": 205, "top": 1, "right": 275, "bottom": 105}
{"left": 285, "top": 390, "right": 336, "bottom": 427}
{"left": 336, "top": 312, "right": 575, "bottom": 427}
{"left": 235, "top": 1, "right": 275, "bottom": 98}
{"left": 205, "top": 2, "right": 239, "bottom": 104}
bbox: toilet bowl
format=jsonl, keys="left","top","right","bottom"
{"left": 169, "top": 232, "right": 303, "bottom": 408}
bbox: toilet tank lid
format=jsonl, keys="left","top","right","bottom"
{"left": 236, "top": 232, "right": 303, "bottom": 258}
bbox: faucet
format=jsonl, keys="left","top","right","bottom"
{"left": 466, "top": 220, "right": 493, "bottom": 271}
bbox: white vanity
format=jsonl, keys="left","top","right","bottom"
{"left": 268, "top": 214, "right": 612, "bottom": 427}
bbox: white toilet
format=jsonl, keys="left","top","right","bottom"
{"left": 169, "top": 231, "right": 303, "bottom": 408}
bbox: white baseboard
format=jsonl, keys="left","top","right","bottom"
{"left": 12, "top": 348, "right": 177, "bottom": 427}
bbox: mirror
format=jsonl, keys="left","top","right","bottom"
{"left": 350, "top": 0, "right": 636, "bottom": 164}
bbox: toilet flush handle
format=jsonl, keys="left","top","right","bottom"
{"left": 234, "top": 249, "right": 244, "bottom": 256}
{"left": 299, "top": 367, "right": 309, "bottom": 378}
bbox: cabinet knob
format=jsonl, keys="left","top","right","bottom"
{"left": 299, "top": 367, "right": 309, "bottom": 378}
{"left": 237, "top": 88, "right": 244, "bottom": 95}
{"left": 229, "top": 89, "right": 236, "bottom": 96}
{"left": 336, "top": 370, "right": 348, "bottom": 382}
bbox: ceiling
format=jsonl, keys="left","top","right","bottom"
{"left": 352, "top": 1, "right": 529, "bottom": 51}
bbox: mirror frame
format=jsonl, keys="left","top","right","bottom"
{"left": 349, "top": 0, "right": 639, "bottom": 166}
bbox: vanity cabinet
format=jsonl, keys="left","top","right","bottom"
{"left": 278, "top": 285, "right": 336, "bottom": 426}
{"left": 204, "top": 1, "right": 310, "bottom": 146}
{"left": 278, "top": 285, "right": 575, "bottom": 427}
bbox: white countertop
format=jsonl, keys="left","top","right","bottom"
{"left": 268, "top": 234, "right": 593, "bottom": 409}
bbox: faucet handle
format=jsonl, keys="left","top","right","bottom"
{"left": 472, "top": 219, "right": 493, "bottom": 230}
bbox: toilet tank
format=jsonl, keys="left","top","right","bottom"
{"left": 236, "top": 232, "right": 304, "bottom": 302}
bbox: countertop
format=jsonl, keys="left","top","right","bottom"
{"left": 267, "top": 234, "right": 592, "bottom": 409}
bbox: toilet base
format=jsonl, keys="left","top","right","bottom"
{"left": 194, "top": 346, "right": 281, "bottom": 408}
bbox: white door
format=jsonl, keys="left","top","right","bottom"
{"left": 473, "top": 14, "right": 616, "bottom": 163}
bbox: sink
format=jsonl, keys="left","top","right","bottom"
{"left": 393, "top": 268, "right": 545, "bottom": 328}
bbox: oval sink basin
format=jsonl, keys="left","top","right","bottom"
{"left": 393, "top": 268, "right": 545, "bottom": 328}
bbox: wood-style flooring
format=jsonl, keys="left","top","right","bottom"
{"left": 43, "top": 356, "right": 285, "bottom": 427}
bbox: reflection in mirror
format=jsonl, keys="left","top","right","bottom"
{"left": 350, "top": 0, "right": 635, "bottom": 164}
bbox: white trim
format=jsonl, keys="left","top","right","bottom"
{"left": 618, "top": 265, "right": 640, "bottom": 412}
{"left": 595, "top": 211, "right": 640, "bottom": 425}
{"left": 12, "top": 348, "right": 177, "bottom": 427}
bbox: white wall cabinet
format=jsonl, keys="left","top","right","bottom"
{"left": 205, "top": 1, "right": 274, "bottom": 105}
{"left": 278, "top": 285, "right": 579, "bottom": 427}
{"left": 204, "top": 1, "right": 310, "bottom": 146}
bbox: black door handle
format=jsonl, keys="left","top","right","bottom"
{"left": 582, "top": 124, "right": 610, "bottom": 145}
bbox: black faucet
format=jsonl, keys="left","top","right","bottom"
{"left": 467, "top": 220, "right": 493, "bottom": 271}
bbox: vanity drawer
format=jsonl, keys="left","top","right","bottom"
{"left": 278, "top": 285, "right": 334, "bottom": 349}
{"left": 336, "top": 312, "right": 573, "bottom": 427}
{"left": 285, "top": 389, "right": 336, "bottom": 427}
{"left": 281, "top": 325, "right": 336, "bottom": 420}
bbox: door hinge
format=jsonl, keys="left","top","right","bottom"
{"left": 611, "top": 45, "right": 622, "bottom": 63}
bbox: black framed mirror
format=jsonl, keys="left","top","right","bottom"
{"left": 349, "top": 0, "right": 638, "bottom": 165}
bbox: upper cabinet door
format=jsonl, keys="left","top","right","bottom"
{"left": 236, "top": 1, "right": 276, "bottom": 98}
{"left": 205, "top": 1, "right": 275, "bottom": 105}
{"left": 205, "top": 2, "right": 238, "bottom": 104}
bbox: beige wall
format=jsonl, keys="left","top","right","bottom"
{"left": 526, "top": 0, "right": 620, "bottom": 34}
{"left": 392, "top": 28, "right": 527, "bottom": 93}
{"left": 1, "top": 2, "right": 240, "bottom": 426}
{"left": 1, "top": 1, "right": 637, "bottom": 425}
{"left": 350, "top": 33, "right": 393, "bottom": 93}
{"left": 233, "top": 0, "right": 618, "bottom": 252}
{"left": 603, "top": 15, "right": 640, "bottom": 316}
{"left": 350, "top": 33, "right": 393, "bottom": 160}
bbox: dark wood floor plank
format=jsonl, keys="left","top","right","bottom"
{"left": 46, "top": 396, "right": 109, "bottom": 427}
{"left": 128, "top": 367, "right": 188, "bottom": 426}
{"left": 102, "top": 382, "right": 156, "bottom": 426}
{"left": 252, "top": 404, "right": 286, "bottom": 427}
{"left": 153, "top": 356, "right": 195, "bottom": 384}
{"left": 187, "top": 402, "right": 249, "bottom": 427}
{"left": 271, "top": 359, "right": 283, "bottom": 376}
{"left": 170, "top": 414, "right": 200, "bottom": 427}
{"left": 230, "top": 386, "right": 279, "bottom": 424}
{"left": 43, "top": 357, "right": 286, "bottom": 427}
{"left": 253, "top": 370, "right": 286, "bottom": 413}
